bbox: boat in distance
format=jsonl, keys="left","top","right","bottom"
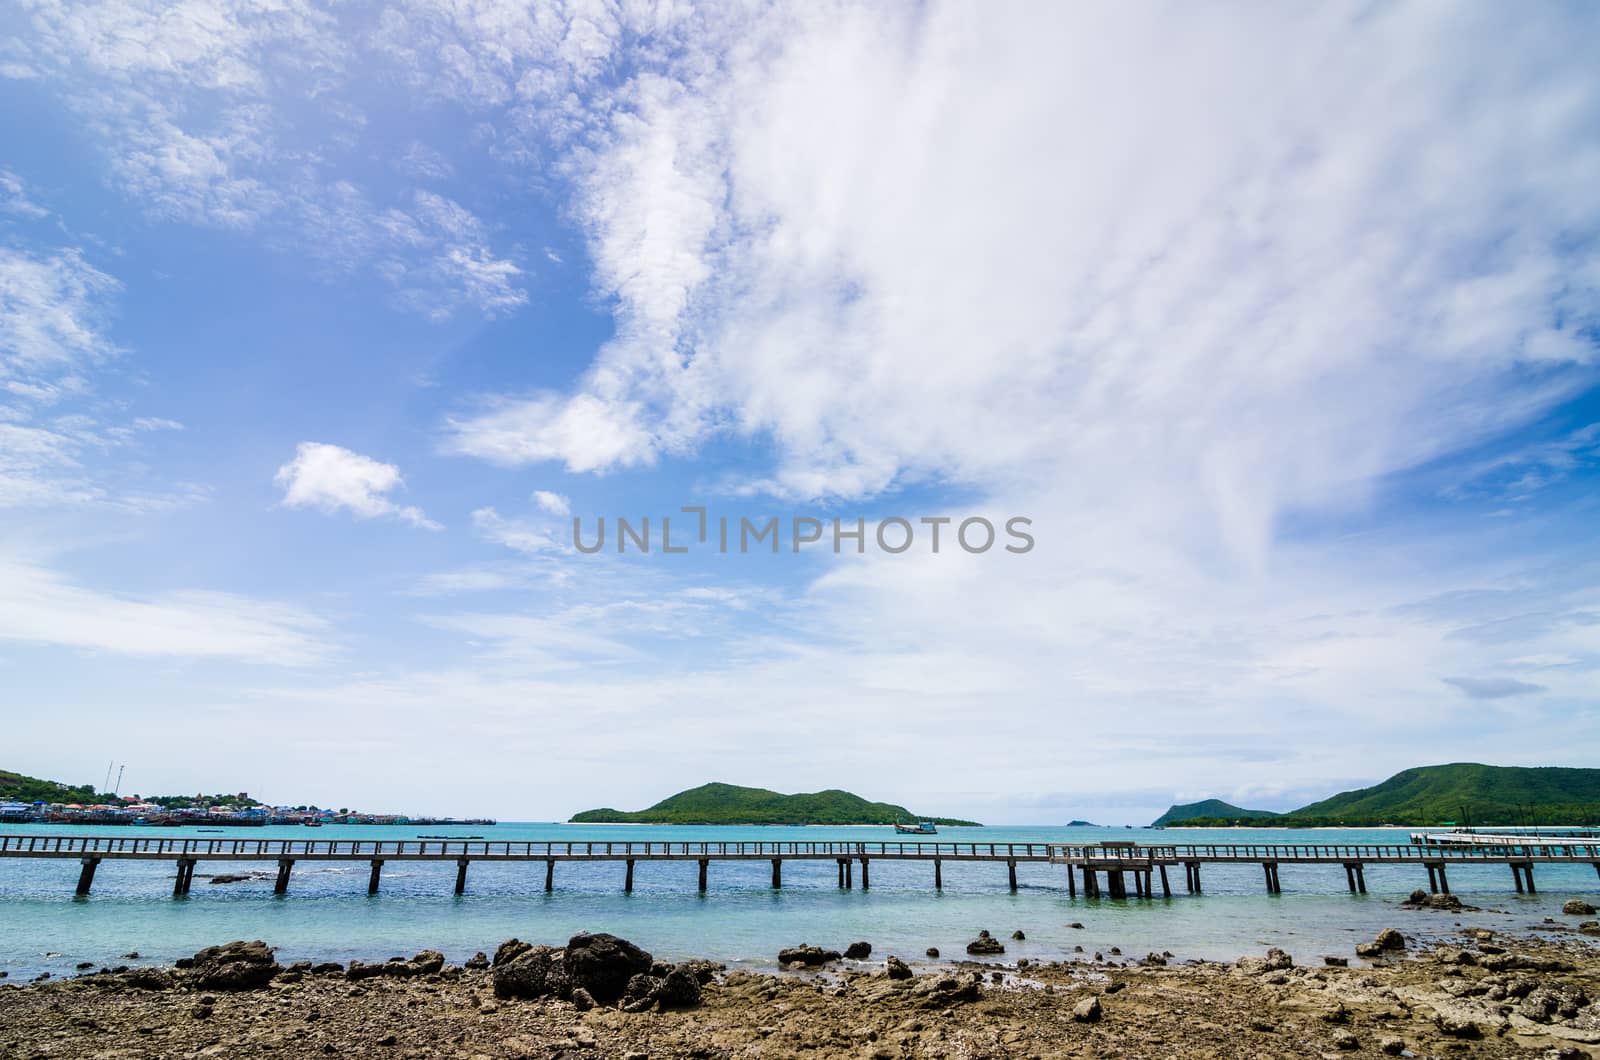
{"left": 894, "top": 820, "right": 938, "bottom": 835}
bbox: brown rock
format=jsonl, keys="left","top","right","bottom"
{"left": 188, "top": 941, "right": 281, "bottom": 991}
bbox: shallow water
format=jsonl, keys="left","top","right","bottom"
{"left": 2, "top": 823, "right": 1596, "bottom": 980}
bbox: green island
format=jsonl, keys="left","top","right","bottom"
{"left": 571, "top": 782, "right": 981, "bottom": 826}
{"left": 1153, "top": 763, "right": 1600, "bottom": 827}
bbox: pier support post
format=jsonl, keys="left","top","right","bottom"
{"left": 1262, "top": 862, "right": 1280, "bottom": 894}
{"left": 1109, "top": 870, "right": 1126, "bottom": 899}
{"left": 1158, "top": 865, "right": 1171, "bottom": 898}
{"left": 845, "top": 858, "right": 853, "bottom": 889}
{"left": 1066, "top": 862, "right": 1075, "bottom": 898}
{"left": 625, "top": 859, "right": 635, "bottom": 893}
{"left": 1185, "top": 861, "right": 1201, "bottom": 893}
{"left": 455, "top": 858, "right": 469, "bottom": 896}
{"left": 772, "top": 858, "right": 781, "bottom": 889}
{"left": 1437, "top": 863, "right": 1448, "bottom": 894}
{"left": 274, "top": 858, "right": 294, "bottom": 895}
{"left": 698, "top": 858, "right": 709, "bottom": 892}
{"left": 545, "top": 859, "right": 554, "bottom": 892}
{"left": 1081, "top": 865, "right": 1097, "bottom": 898}
{"left": 173, "top": 857, "right": 196, "bottom": 896}
{"left": 935, "top": 858, "right": 943, "bottom": 890}
{"left": 860, "top": 858, "right": 870, "bottom": 890}
{"left": 1007, "top": 859, "right": 1017, "bottom": 892}
{"left": 1355, "top": 863, "right": 1366, "bottom": 894}
{"left": 368, "top": 860, "right": 383, "bottom": 895}
{"left": 1343, "top": 864, "right": 1356, "bottom": 893}
{"left": 76, "top": 856, "right": 100, "bottom": 896}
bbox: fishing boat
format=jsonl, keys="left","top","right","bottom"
{"left": 894, "top": 820, "right": 938, "bottom": 835}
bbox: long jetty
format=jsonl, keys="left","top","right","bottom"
{"left": 4, "top": 835, "right": 1599, "bottom": 899}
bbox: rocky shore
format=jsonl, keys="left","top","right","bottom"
{"left": 2, "top": 927, "right": 1598, "bottom": 1058}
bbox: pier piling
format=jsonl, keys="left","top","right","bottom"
{"left": 697, "top": 858, "right": 708, "bottom": 892}
{"left": 544, "top": 858, "right": 554, "bottom": 892}
{"left": 1158, "top": 864, "right": 1171, "bottom": 898}
{"left": 771, "top": 858, "right": 781, "bottom": 889}
{"left": 454, "top": 858, "right": 469, "bottom": 895}
{"left": 625, "top": 859, "right": 635, "bottom": 893}
{"left": 172, "top": 857, "right": 196, "bottom": 896}
{"left": 75, "top": 856, "right": 99, "bottom": 896}
{"left": 1008, "top": 858, "right": 1017, "bottom": 892}
{"left": 1262, "top": 862, "right": 1281, "bottom": 894}
{"left": 273, "top": 858, "right": 293, "bottom": 895}
{"left": 1066, "top": 862, "right": 1075, "bottom": 897}
{"left": 860, "top": 857, "right": 870, "bottom": 890}
{"left": 368, "top": 860, "right": 383, "bottom": 895}
{"left": 934, "top": 857, "right": 943, "bottom": 890}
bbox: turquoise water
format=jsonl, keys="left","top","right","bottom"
{"left": 2, "top": 823, "right": 1597, "bottom": 981}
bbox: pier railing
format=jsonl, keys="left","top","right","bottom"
{"left": 0, "top": 836, "right": 1059, "bottom": 860}
{"left": 5, "top": 835, "right": 1600, "bottom": 863}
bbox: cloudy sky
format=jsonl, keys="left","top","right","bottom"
{"left": 2, "top": 1, "right": 1597, "bottom": 824}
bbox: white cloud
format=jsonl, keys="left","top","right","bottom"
{"left": 0, "top": 243, "right": 192, "bottom": 510}
{"left": 0, "top": 246, "right": 120, "bottom": 377}
{"left": 0, "top": 169, "right": 48, "bottom": 218}
{"left": 470, "top": 506, "right": 557, "bottom": 553}
{"left": 274, "top": 442, "right": 440, "bottom": 530}
{"left": 13, "top": 0, "right": 527, "bottom": 319}
{"left": 444, "top": 391, "right": 652, "bottom": 472}
{"left": 449, "top": 4, "right": 1600, "bottom": 534}
{"left": 531, "top": 489, "right": 569, "bottom": 516}
{"left": 430, "top": 2, "right": 1600, "bottom": 814}
{"left": 0, "top": 552, "right": 330, "bottom": 665}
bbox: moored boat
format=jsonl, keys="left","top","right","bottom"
{"left": 894, "top": 820, "right": 938, "bottom": 835}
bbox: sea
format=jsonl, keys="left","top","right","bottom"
{"left": 2, "top": 822, "right": 1597, "bottom": 982}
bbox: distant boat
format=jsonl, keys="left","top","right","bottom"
{"left": 303, "top": 817, "right": 323, "bottom": 827}
{"left": 894, "top": 820, "right": 938, "bottom": 835}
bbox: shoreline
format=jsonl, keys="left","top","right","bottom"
{"left": 3, "top": 930, "right": 1598, "bottom": 1058}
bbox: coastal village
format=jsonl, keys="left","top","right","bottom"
{"left": 0, "top": 797, "right": 493, "bottom": 828}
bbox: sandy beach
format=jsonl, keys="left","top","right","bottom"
{"left": 3, "top": 924, "right": 1597, "bottom": 1059}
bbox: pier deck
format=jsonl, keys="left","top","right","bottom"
{"left": 3, "top": 835, "right": 1596, "bottom": 898}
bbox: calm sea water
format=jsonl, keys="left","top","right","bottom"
{"left": 2, "top": 823, "right": 1597, "bottom": 981}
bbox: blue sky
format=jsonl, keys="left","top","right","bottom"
{"left": 1, "top": 1, "right": 1597, "bottom": 824}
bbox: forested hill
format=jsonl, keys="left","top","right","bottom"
{"left": 571, "top": 783, "right": 981, "bottom": 826}
{"left": 1154, "top": 764, "right": 1600, "bottom": 827}
{"left": 1151, "top": 799, "right": 1279, "bottom": 826}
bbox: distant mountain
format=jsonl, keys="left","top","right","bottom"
{"left": 1154, "top": 764, "right": 1600, "bottom": 827}
{"left": 570, "top": 782, "right": 981, "bottom": 826}
{"left": 1151, "top": 799, "right": 1280, "bottom": 827}
{"left": 1065, "top": 820, "right": 1098, "bottom": 827}
{"left": 1281, "top": 764, "right": 1600, "bottom": 827}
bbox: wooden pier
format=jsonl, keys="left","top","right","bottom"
{"left": 3, "top": 835, "right": 1596, "bottom": 899}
